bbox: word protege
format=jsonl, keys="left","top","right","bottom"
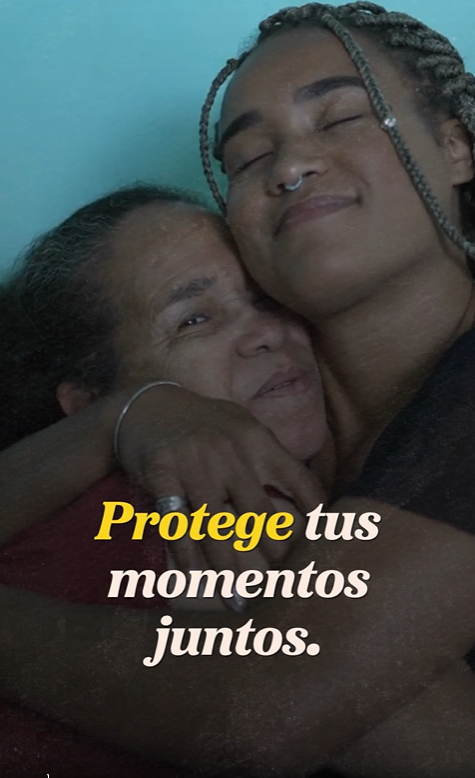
{"left": 95, "top": 502, "right": 382, "bottom": 550}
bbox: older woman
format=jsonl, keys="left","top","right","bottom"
{"left": 0, "top": 182, "right": 330, "bottom": 774}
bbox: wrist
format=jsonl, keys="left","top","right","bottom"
{"left": 113, "top": 381, "right": 182, "bottom": 465}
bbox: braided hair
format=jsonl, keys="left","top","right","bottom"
{"left": 199, "top": 2, "right": 475, "bottom": 266}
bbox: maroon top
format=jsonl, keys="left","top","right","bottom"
{"left": 0, "top": 472, "right": 190, "bottom": 778}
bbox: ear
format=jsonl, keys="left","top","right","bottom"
{"left": 440, "top": 118, "right": 474, "bottom": 186}
{"left": 56, "top": 380, "right": 96, "bottom": 416}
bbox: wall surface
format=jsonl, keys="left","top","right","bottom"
{"left": 1, "top": 0, "right": 474, "bottom": 271}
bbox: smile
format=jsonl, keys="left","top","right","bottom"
{"left": 254, "top": 366, "right": 310, "bottom": 399}
{"left": 276, "top": 195, "right": 357, "bottom": 235}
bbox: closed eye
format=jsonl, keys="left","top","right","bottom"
{"left": 178, "top": 313, "right": 209, "bottom": 330}
{"left": 322, "top": 114, "right": 363, "bottom": 131}
{"left": 232, "top": 151, "right": 272, "bottom": 177}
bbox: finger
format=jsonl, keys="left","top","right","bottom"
{"left": 221, "top": 458, "right": 277, "bottom": 517}
{"left": 270, "top": 457, "right": 325, "bottom": 515}
{"left": 169, "top": 534, "right": 208, "bottom": 574}
{"left": 182, "top": 447, "right": 275, "bottom": 525}
{"left": 142, "top": 459, "right": 190, "bottom": 511}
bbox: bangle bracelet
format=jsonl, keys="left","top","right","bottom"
{"left": 113, "top": 381, "right": 182, "bottom": 464}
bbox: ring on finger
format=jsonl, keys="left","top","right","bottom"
{"left": 156, "top": 495, "right": 188, "bottom": 513}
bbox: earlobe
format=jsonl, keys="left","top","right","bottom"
{"left": 56, "top": 380, "right": 95, "bottom": 416}
{"left": 442, "top": 118, "right": 474, "bottom": 185}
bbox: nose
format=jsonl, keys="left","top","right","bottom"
{"left": 235, "top": 309, "right": 286, "bottom": 358}
{"left": 267, "top": 145, "right": 330, "bottom": 197}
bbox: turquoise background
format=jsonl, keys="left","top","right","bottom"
{"left": 1, "top": 0, "right": 474, "bottom": 272}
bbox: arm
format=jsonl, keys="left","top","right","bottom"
{"left": 0, "top": 394, "right": 119, "bottom": 545}
{"left": 0, "top": 385, "right": 319, "bottom": 547}
{"left": 331, "top": 659, "right": 475, "bottom": 778}
{"left": 0, "top": 499, "right": 474, "bottom": 776}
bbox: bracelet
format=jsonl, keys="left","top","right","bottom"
{"left": 113, "top": 381, "right": 182, "bottom": 464}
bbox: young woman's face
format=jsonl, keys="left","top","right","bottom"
{"left": 219, "top": 28, "right": 472, "bottom": 320}
{"left": 104, "top": 202, "right": 326, "bottom": 460}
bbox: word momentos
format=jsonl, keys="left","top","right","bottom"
{"left": 95, "top": 502, "right": 382, "bottom": 551}
{"left": 108, "top": 563, "right": 370, "bottom": 601}
{"left": 143, "top": 615, "right": 321, "bottom": 666}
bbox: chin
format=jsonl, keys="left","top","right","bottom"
{"left": 273, "top": 250, "right": 370, "bottom": 318}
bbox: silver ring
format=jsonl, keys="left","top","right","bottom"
{"left": 156, "top": 495, "right": 188, "bottom": 513}
{"left": 283, "top": 175, "right": 303, "bottom": 192}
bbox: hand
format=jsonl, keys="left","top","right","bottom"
{"left": 168, "top": 495, "right": 311, "bottom": 613}
{"left": 117, "top": 384, "right": 324, "bottom": 521}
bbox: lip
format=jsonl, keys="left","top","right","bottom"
{"left": 254, "top": 365, "right": 309, "bottom": 399}
{"left": 276, "top": 194, "right": 357, "bottom": 235}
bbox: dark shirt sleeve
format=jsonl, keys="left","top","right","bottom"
{"left": 345, "top": 328, "right": 475, "bottom": 535}
{"left": 345, "top": 329, "right": 475, "bottom": 671}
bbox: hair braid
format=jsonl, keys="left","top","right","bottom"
{"left": 321, "top": 11, "right": 475, "bottom": 263}
{"left": 199, "top": 58, "right": 241, "bottom": 213}
{"left": 199, "top": 2, "right": 475, "bottom": 267}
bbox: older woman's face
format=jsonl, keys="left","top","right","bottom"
{"left": 219, "top": 28, "right": 472, "bottom": 320}
{"left": 104, "top": 202, "right": 326, "bottom": 460}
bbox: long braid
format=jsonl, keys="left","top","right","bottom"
{"left": 199, "top": 58, "right": 242, "bottom": 213}
{"left": 321, "top": 10, "right": 475, "bottom": 263}
{"left": 199, "top": 2, "right": 475, "bottom": 267}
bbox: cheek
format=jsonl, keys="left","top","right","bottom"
{"left": 164, "top": 341, "right": 233, "bottom": 401}
{"left": 115, "top": 323, "right": 169, "bottom": 385}
{"left": 227, "top": 201, "right": 279, "bottom": 297}
{"left": 227, "top": 182, "right": 267, "bottom": 253}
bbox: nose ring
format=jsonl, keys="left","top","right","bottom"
{"left": 282, "top": 175, "right": 303, "bottom": 193}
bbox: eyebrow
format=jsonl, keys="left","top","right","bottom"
{"left": 165, "top": 276, "right": 216, "bottom": 307}
{"left": 215, "top": 75, "right": 365, "bottom": 160}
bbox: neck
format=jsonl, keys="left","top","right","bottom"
{"left": 312, "top": 255, "right": 475, "bottom": 486}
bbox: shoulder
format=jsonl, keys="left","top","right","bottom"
{"left": 346, "top": 328, "right": 475, "bottom": 533}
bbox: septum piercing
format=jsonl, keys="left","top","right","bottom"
{"left": 282, "top": 175, "right": 303, "bottom": 192}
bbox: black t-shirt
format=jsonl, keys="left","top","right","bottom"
{"left": 346, "top": 327, "right": 475, "bottom": 669}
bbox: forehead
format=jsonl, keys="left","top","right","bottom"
{"left": 104, "top": 201, "right": 243, "bottom": 306}
{"left": 220, "top": 27, "right": 404, "bottom": 127}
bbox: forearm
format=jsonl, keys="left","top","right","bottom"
{"left": 0, "top": 500, "right": 474, "bottom": 775}
{"left": 331, "top": 659, "right": 475, "bottom": 778}
{"left": 0, "top": 394, "right": 122, "bottom": 545}
{"left": 230, "top": 499, "right": 475, "bottom": 774}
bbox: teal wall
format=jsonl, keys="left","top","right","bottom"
{"left": 1, "top": 0, "right": 474, "bottom": 272}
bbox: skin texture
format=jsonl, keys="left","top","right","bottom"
{"left": 103, "top": 202, "right": 326, "bottom": 462}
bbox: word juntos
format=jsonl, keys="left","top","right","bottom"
{"left": 95, "top": 502, "right": 382, "bottom": 551}
{"left": 144, "top": 615, "right": 321, "bottom": 666}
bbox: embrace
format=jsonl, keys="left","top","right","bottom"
{"left": 1, "top": 3, "right": 475, "bottom": 777}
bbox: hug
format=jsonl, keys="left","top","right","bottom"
{"left": 1, "top": 3, "right": 475, "bottom": 777}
